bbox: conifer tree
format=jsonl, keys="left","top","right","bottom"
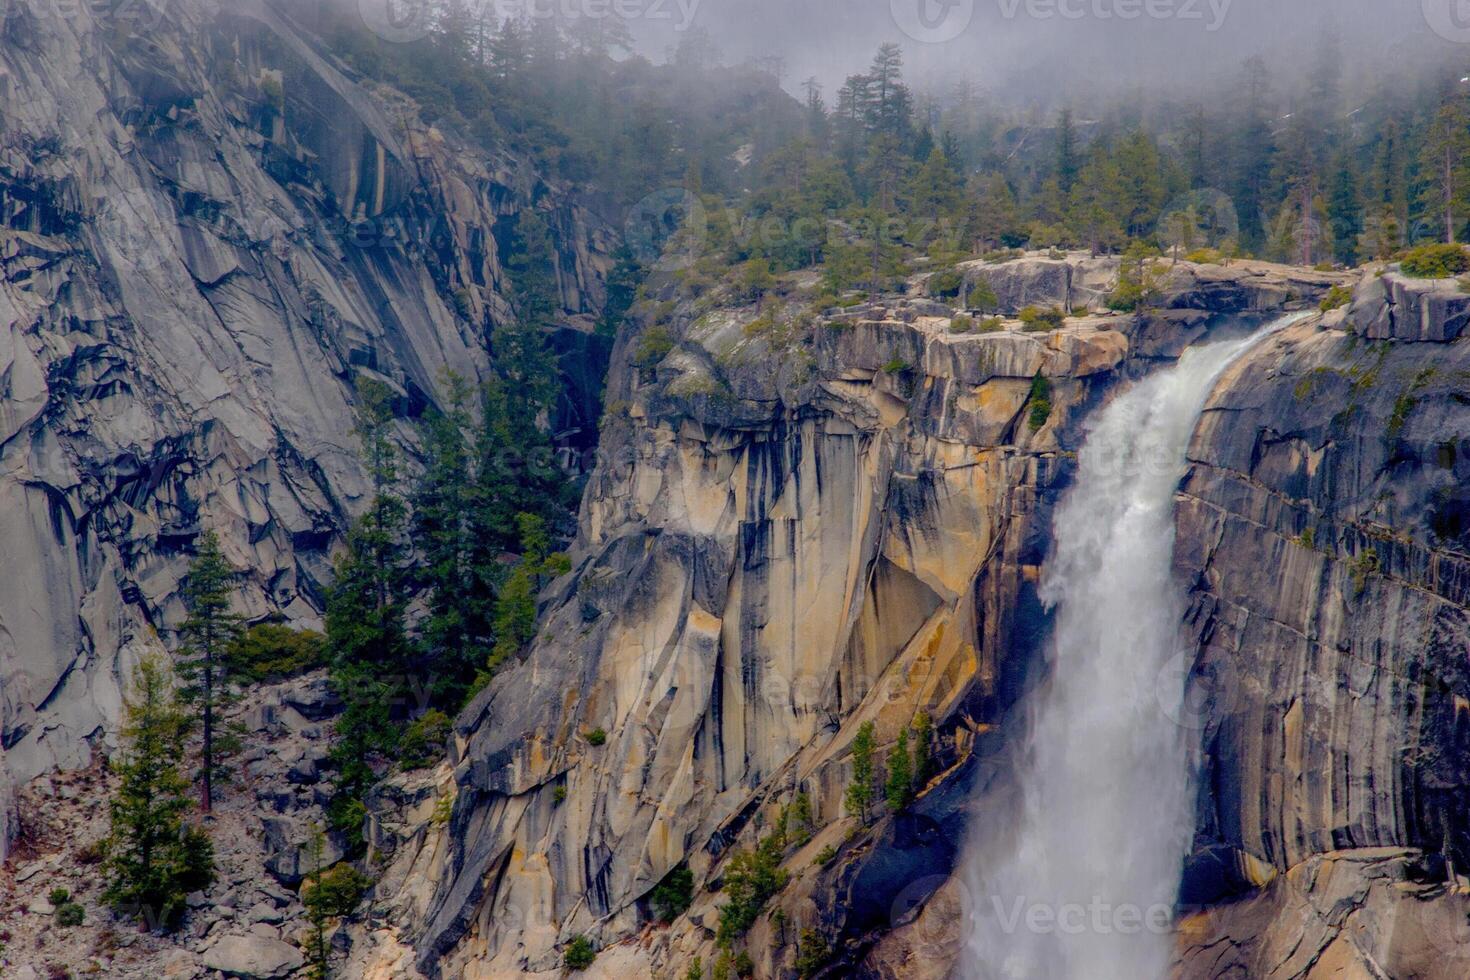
{"left": 1422, "top": 90, "right": 1470, "bottom": 244}
{"left": 1055, "top": 108, "right": 1080, "bottom": 195}
{"left": 104, "top": 656, "right": 214, "bottom": 930}
{"left": 885, "top": 729, "right": 913, "bottom": 811}
{"left": 304, "top": 823, "right": 333, "bottom": 980}
{"left": 414, "top": 373, "right": 489, "bottom": 702}
{"left": 176, "top": 530, "right": 242, "bottom": 813}
{"left": 844, "top": 721, "right": 877, "bottom": 823}
{"left": 912, "top": 711, "right": 934, "bottom": 786}
{"left": 326, "top": 378, "right": 413, "bottom": 843}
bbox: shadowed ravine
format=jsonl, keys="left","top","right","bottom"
{"left": 963, "top": 315, "right": 1306, "bottom": 980}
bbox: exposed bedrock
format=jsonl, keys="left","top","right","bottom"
{"left": 0, "top": 0, "right": 609, "bottom": 800}
{"left": 1173, "top": 277, "right": 1470, "bottom": 979}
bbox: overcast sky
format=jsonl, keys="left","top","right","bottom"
{"left": 630, "top": 0, "right": 1464, "bottom": 102}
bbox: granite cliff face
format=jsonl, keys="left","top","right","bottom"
{"left": 0, "top": 0, "right": 608, "bottom": 804}
{"left": 1173, "top": 273, "right": 1470, "bottom": 979}
{"left": 384, "top": 255, "right": 1382, "bottom": 979}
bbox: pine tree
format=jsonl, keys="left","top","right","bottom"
{"left": 326, "top": 378, "right": 413, "bottom": 845}
{"left": 1183, "top": 104, "right": 1209, "bottom": 190}
{"left": 414, "top": 374, "right": 489, "bottom": 703}
{"left": 1422, "top": 89, "right": 1470, "bottom": 244}
{"left": 885, "top": 728, "right": 913, "bottom": 812}
{"left": 104, "top": 656, "right": 214, "bottom": 930}
{"left": 969, "top": 173, "right": 1021, "bottom": 252}
{"left": 487, "top": 16, "right": 529, "bottom": 83}
{"left": 908, "top": 147, "right": 965, "bottom": 235}
{"left": 802, "top": 76, "right": 829, "bottom": 144}
{"left": 912, "top": 711, "right": 934, "bottom": 786}
{"left": 1326, "top": 151, "right": 1363, "bottom": 265}
{"left": 1232, "top": 56, "right": 1276, "bottom": 253}
{"left": 869, "top": 45, "right": 912, "bottom": 141}
{"left": 1055, "top": 108, "right": 1080, "bottom": 195}
{"left": 176, "top": 530, "right": 242, "bottom": 813}
{"left": 327, "top": 379, "right": 411, "bottom": 675}
{"left": 844, "top": 721, "right": 876, "bottom": 823}
{"left": 304, "top": 823, "right": 332, "bottom": 980}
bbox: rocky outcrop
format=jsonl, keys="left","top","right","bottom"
{"left": 406, "top": 256, "right": 1349, "bottom": 978}
{"left": 1348, "top": 268, "right": 1470, "bottom": 342}
{"left": 0, "top": 0, "right": 609, "bottom": 803}
{"left": 958, "top": 253, "right": 1344, "bottom": 316}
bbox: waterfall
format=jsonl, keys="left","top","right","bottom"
{"left": 963, "top": 316, "right": 1301, "bottom": 980}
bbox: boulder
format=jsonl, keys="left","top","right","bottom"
{"left": 263, "top": 816, "right": 346, "bottom": 886}
{"left": 201, "top": 934, "right": 305, "bottom": 978}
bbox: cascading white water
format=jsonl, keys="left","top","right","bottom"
{"left": 964, "top": 316, "right": 1301, "bottom": 980}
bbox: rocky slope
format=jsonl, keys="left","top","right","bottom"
{"left": 381, "top": 254, "right": 1365, "bottom": 978}
{"left": 0, "top": 0, "right": 609, "bottom": 820}
{"left": 0, "top": 669, "right": 452, "bottom": 980}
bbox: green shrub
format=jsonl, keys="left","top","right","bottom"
{"left": 633, "top": 326, "right": 676, "bottom": 369}
{"left": 795, "top": 929, "right": 833, "bottom": 977}
{"left": 585, "top": 728, "right": 607, "bottom": 747}
{"left": 1018, "top": 306, "right": 1065, "bottom": 332}
{"left": 949, "top": 315, "right": 974, "bottom": 334}
{"left": 1027, "top": 374, "right": 1054, "bottom": 432}
{"left": 717, "top": 831, "right": 789, "bottom": 944}
{"left": 225, "top": 623, "right": 326, "bottom": 684}
{"left": 651, "top": 865, "right": 695, "bottom": 922}
{"left": 1350, "top": 550, "right": 1381, "bottom": 595}
{"left": 56, "top": 903, "right": 85, "bottom": 927}
{"left": 733, "top": 951, "right": 755, "bottom": 977}
{"left": 303, "top": 863, "right": 372, "bottom": 918}
{"left": 927, "top": 268, "right": 965, "bottom": 298}
{"left": 785, "top": 793, "right": 814, "bottom": 847}
{"left": 967, "top": 277, "right": 1000, "bottom": 312}
{"left": 976, "top": 316, "right": 1005, "bottom": 333}
{"left": 553, "top": 785, "right": 567, "bottom": 805}
{"left": 813, "top": 845, "right": 837, "bottom": 867}
{"left": 398, "top": 710, "right": 452, "bottom": 771}
{"left": 564, "top": 935, "right": 597, "bottom": 970}
{"left": 1399, "top": 243, "right": 1470, "bottom": 278}
{"left": 1319, "top": 285, "right": 1353, "bottom": 312}
{"left": 260, "top": 73, "right": 284, "bottom": 111}
{"left": 881, "top": 357, "right": 911, "bottom": 375}
{"left": 48, "top": 888, "right": 71, "bottom": 906}
{"left": 1106, "top": 254, "right": 1167, "bottom": 312}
